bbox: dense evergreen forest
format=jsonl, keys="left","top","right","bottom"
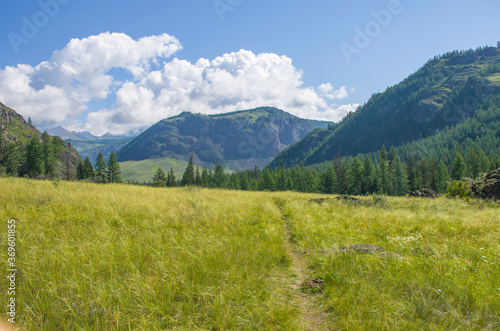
{"left": 0, "top": 131, "right": 63, "bottom": 179}
{"left": 146, "top": 143, "right": 499, "bottom": 196}
{"left": 0, "top": 129, "right": 122, "bottom": 183}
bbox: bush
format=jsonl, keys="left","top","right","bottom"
{"left": 447, "top": 180, "right": 470, "bottom": 198}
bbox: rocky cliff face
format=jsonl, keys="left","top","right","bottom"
{"left": 1, "top": 102, "right": 82, "bottom": 180}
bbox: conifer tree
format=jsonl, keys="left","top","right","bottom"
{"left": 303, "top": 170, "right": 318, "bottom": 193}
{"left": 167, "top": 167, "right": 176, "bottom": 187}
{"left": 286, "top": 176, "right": 293, "bottom": 191}
{"left": 239, "top": 172, "right": 249, "bottom": 190}
{"left": 362, "top": 156, "right": 376, "bottom": 193}
{"left": 419, "top": 158, "right": 431, "bottom": 188}
{"left": 0, "top": 141, "right": 20, "bottom": 176}
{"left": 83, "top": 157, "right": 94, "bottom": 179}
{"left": 25, "top": 137, "right": 44, "bottom": 178}
{"left": 95, "top": 152, "right": 107, "bottom": 183}
{"left": 195, "top": 166, "right": 202, "bottom": 186}
{"left": 296, "top": 164, "right": 307, "bottom": 192}
{"left": 106, "top": 152, "right": 122, "bottom": 183}
{"left": 277, "top": 163, "right": 287, "bottom": 191}
{"left": 389, "top": 155, "right": 408, "bottom": 196}
{"left": 451, "top": 152, "right": 466, "bottom": 180}
{"left": 208, "top": 169, "right": 214, "bottom": 187}
{"left": 428, "top": 157, "right": 437, "bottom": 191}
{"left": 407, "top": 156, "right": 420, "bottom": 191}
{"left": 213, "top": 163, "right": 226, "bottom": 187}
{"left": 41, "top": 132, "right": 57, "bottom": 178}
{"left": 260, "top": 168, "right": 276, "bottom": 191}
{"left": 388, "top": 146, "right": 396, "bottom": 167}
{"left": 319, "top": 165, "right": 337, "bottom": 194}
{"left": 333, "top": 152, "right": 348, "bottom": 194}
{"left": 377, "top": 146, "right": 389, "bottom": 194}
{"left": 152, "top": 167, "right": 167, "bottom": 187}
{"left": 201, "top": 166, "right": 209, "bottom": 187}
{"left": 466, "top": 144, "right": 489, "bottom": 179}
{"left": 435, "top": 162, "right": 449, "bottom": 193}
{"left": 181, "top": 154, "right": 195, "bottom": 186}
{"left": 228, "top": 175, "right": 239, "bottom": 190}
{"left": 76, "top": 161, "right": 85, "bottom": 180}
{"left": 490, "top": 154, "right": 500, "bottom": 170}
{"left": 349, "top": 157, "right": 364, "bottom": 195}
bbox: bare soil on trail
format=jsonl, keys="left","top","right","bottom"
{"left": 276, "top": 201, "right": 336, "bottom": 331}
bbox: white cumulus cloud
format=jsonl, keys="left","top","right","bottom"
{"left": 0, "top": 32, "right": 356, "bottom": 136}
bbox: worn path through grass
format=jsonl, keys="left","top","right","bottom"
{"left": 274, "top": 198, "right": 335, "bottom": 331}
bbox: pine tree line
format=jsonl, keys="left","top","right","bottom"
{"left": 156, "top": 145, "right": 499, "bottom": 196}
{"left": 76, "top": 151, "right": 122, "bottom": 183}
{"left": 0, "top": 131, "right": 63, "bottom": 179}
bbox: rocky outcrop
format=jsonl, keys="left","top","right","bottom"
{"left": 337, "top": 195, "right": 363, "bottom": 203}
{"left": 471, "top": 169, "right": 500, "bottom": 200}
{"left": 410, "top": 189, "right": 439, "bottom": 198}
{"left": 1, "top": 102, "right": 82, "bottom": 180}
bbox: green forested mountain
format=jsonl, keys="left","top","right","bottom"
{"left": 0, "top": 102, "right": 82, "bottom": 179}
{"left": 117, "top": 107, "right": 330, "bottom": 170}
{"left": 269, "top": 46, "right": 500, "bottom": 168}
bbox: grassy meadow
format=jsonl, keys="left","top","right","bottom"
{"left": 119, "top": 157, "right": 189, "bottom": 183}
{"left": 1, "top": 178, "right": 499, "bottom": 330}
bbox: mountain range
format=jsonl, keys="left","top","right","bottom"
{"left": 117, "top": 107, "right": 334, "bottom": 170}
{"left": 3, "top": 46, "right": 499, "bottom": 180}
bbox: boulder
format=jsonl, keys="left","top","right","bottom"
{"left": 471, "top": 169, "right": 500, "bottom": 200}
{"left": 410, "top": 188, "right": 439, "bottom": 198}
{"left": 308, "top": 198, "right": 331, "bottom": 204}
{"left": 337, "top": 195, "right": 363, "bottom": 204}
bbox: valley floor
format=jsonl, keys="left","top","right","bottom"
{"left": 0, "top": 178, "right": 499, "bottom": 330}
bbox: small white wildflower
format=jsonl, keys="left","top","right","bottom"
{"left": 479, "top": 247, "right": 484, "bottom": 250}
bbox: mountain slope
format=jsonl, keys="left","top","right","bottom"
{"left": 0, "top": 102, "right": 81, "bottom": 179}
{"left": 269, "top": 46, "right": 500, "bottom": 168}
{"left": 117, "top": 107, "right": 321, "bottom": 169}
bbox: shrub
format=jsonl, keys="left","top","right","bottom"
{"left": 447, "top": 180, "right": 470, "bottom": 198}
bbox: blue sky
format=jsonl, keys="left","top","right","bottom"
{"left": 0, "top": 0, "right": 499, "bottom": 135}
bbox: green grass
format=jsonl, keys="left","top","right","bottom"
{"left": 0, "top": 179, "right": 299, "bottom": 330}
{"left": 119, "top": 157, "right": 189, "bottom": 183}
{"left": 486, "top": 73, "right": 500, "bottom": 82}
{"left": 1, "top": 179, "right": 499, "bottom": 330}
{"left": 278, "top": 193, "right": 500, "bottom": 330}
